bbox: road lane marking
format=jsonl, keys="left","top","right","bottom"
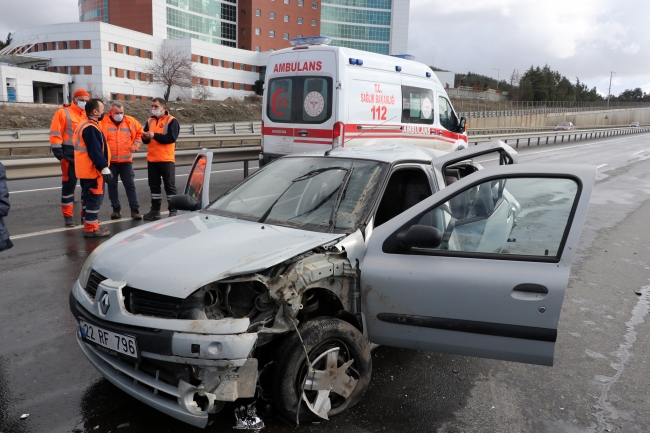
{"left": 633, "top": 150, "right": 647, "bottom": 155}
{"left": 10, "top": 168, "right": 257, "bottom": 194}
{"left": 597, "top": 164, "right": 608, "bottom": 169}
{"left": 11, "top": 212, "right": 170, "bottom": 240}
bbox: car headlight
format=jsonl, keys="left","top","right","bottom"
{"left": 78, "top": 242, "right": 109, "bottom": 288}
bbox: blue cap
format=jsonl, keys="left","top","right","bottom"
{"left": 356, "top": 59, "right": 363, "bottom": 66}
{"left": 349, "top": 58, "right": 357, "bottom": 64}
{"left": 426, "top": 72, "right": 432, "bottom": 78}
{"left": 395, "top": 66, "right": 402, "bottom": 72}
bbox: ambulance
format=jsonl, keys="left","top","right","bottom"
{"left": 259, "top": 36, "right": 468, "bottom": 166}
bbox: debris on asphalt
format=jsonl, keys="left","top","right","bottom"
{"left": 20, "top": 414, "right": 29, "bottom": 420}
{"left": 634, "top": 288, "right": 643, "bottom": 296}
{"left": 117, "top": 423, "right": 130, "bottom": 428}
{"left": 233, "top": 405, "right": 265, "bottom": 432}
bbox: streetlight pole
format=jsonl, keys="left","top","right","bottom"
{"left": 607, "top": 71, "right": 615, "bottom": 107}
{"left": 124, "top": 81, "right": 134, "bottom": 100}
{"left": 492, "top": 68, "right": 500, "bottom": 90}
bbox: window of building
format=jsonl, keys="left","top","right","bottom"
{"left": 311, "top": 19, "right": 317, "bottom": 26}
{"left": 251, "top": 65, "right": 257, "bottom": 72}
{"left": 111, "top": 93, "right": 118, "bottom": 100}
{"left": 256, "top": 9, "right": 261, "bottom": 16}
{"left": 298, "top": 17, "right": 303, "bottom": 24}
{"left": 242, "top": 9, "right": 246, "bottom": 15}
{"left": 197, "top": 55, "right": 203, "bottom": 63}
{"left": 229, "top": 82, "right": 234, "bottom": 89}
{"left": 78, "top": 41, "right": 84, "bottom": 49}
{"left": 297, "top": 34, "right": 303, "bottom": 38}
{"left": 270, "top": 12, "right": 275, "bottom": 19}
{"left": 110, "top": 68, "right": 117, "bottom": 77}
{"left": 135, "top": 48, "right": 141, "bottom": 56}
{"left": 79, "top": 66, "right": 85, "bottom": 74}
{"left": 284, "top": 0, "right": 289, "bottom": 3}
{"left": 284, "top": 15, "right": 289, "bottom": 22}
{"left": 62, "top": 41, "right": 68, "bottom": 49}
{"left": 123, "top": 46, "right": 128, "bottom": 54}
{"left": 242, "top": 28, "right": 246, "bottom": 35}
{"left": 53, "top": 42, "right": 59, "bottom": 50}
{"left": 298, "top": 0, "right": 303, "bottom": 5}
{"left": 270, "top": 30, "right": 275, "bottom": 37}
{"left": 312, "top": 2, "right": 318, "bottom": 8}
{"left": 283, "top": 33, "right": 289, "bottom": 40}
{"left": 255, "top": 46, "right": 261, "bottom": 52}
{"left": 255, "top": 28, "right": 261, "bottom": 35}
{"left": 230, "top": 62, "right": 235, "bottom": 69}
{"left": 240, "top": 63, "right": 246, "bottom": 70}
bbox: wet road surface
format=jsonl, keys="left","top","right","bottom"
{"left": 2, "top": 134, "right": 650, "bottom": 433}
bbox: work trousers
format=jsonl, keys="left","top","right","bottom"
{"left": 108, "top": 162, "right": 139, "bottom": 210}
{"left": 60, "top": 159, "right": 78, "bottom": 218}
{"left": 147, "top": 161, "right": 176, "bottom": 211}
{"left": 80, "top": 175, "right": 105, "bottom": 232}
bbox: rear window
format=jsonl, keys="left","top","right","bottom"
{"left": 267, "top": 76, "right": 333, "bottom": 124}
{"left": 401, "top": 85, "right": 434, "bottom": 125}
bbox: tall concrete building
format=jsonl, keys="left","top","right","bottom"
{"left": 79, "top": 0, "right": 238, "bottom": 47}
{"left": 319, "top": 0, "right": 409, "bottom": 55}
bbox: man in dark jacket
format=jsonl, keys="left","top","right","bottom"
{"left": 0, "top": 162, "right": 13, "bottom": 251}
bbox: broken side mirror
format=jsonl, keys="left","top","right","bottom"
{"left": 458, "top": 117, "right": 467, "bottom": 132}
{"left": 395, "top": 225, "right": 442, "bottom": 251}
{"left": 169, "top": 194, "right": 200, "bottom": 212}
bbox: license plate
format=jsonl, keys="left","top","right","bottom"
{"left": 78, "top": 318, "right": 139, "bottom": 360}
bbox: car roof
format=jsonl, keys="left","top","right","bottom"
{"left": 284, "top": 144, "right": 449, "bottom": 164}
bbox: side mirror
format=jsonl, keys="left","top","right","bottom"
{"left": 254, "top": 80, "right": 264, "bottom": 96}
{"left": 169, "top": 194, "right": 200, "bottom": 211}
{"left": 395, "top": 225, "right": 442, "bottom": 251}
{"left": 458, "top": 117, "right": 467, "bottom": 132}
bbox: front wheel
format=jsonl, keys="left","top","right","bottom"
{"left": 273, "top": 317, "right": 372, "bottom": 424}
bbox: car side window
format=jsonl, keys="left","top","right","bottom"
{"left": 375, "top": 168, "right": 432, "bottom": 227}
{"left": 438, "top": 97, "right": 458, "bottom": 131}
{"left": 186, "top": 155, "right": 208, "bottom": 202}
{"left": 415, "top": 176, "right": 579, "bottom": 258}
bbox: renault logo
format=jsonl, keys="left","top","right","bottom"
{"left": 99, "top": 293, "right": 110, "bottom": 315}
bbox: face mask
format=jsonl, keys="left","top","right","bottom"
{"left": 152, "top": 109, "right": 163, "bottom": 117}
{"left": 76, "top": 100, "right": 86, "bottom": 110}
{"left": 112, "top": 114, "right": 124, "bottom": 122}
{"left": 97, "top": 113, "right": 106, "bottom": 121}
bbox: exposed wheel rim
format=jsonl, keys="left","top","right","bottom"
{"left": 296, "top": 339, "right": 360, "bottom": 420}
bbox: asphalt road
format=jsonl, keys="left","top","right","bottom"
{"left": 2, "top": 133, "right": 650, "bottom": 433}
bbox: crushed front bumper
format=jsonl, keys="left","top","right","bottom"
{"left": 70, "top": 280, "right": 260, "bottom": 427}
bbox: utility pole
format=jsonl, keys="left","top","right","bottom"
{"left": 607, "top": 71, "right": 615, "bottom": 107}
{"left": 124, "top": 81, "right": 135, "bottom": 100}
{"left": 492, "top": 68, "right": 500, "bottom": 90}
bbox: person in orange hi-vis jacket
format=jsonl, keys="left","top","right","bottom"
{"left": 73, "top": 99, "right": 112, "bottom": 238}
{"left": 49, "top": 88, "right": 90, "bottom": 227}
{"left": 99, "top": 101, "right": 144, "bottom": 220}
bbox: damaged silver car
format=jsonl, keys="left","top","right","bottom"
{"left": 70, "top": 142, "right": 596, "bottom": 427}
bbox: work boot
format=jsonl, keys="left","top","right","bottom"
{"left": 131, "top": 208, "right": 142, "bottom": 220}
{"left": 84, "top": 227, "right": 111, "bottom": 238}
{"left": 143, "top": 209, "right": 161, "bottom": 221}
{"left": 111, "top": 207, "right": 121, "bottom": 220}
{"left": 64, "top": 216, "right": 76, "bottom": 227}
{"left": 168, "top": 210, "right": 177, "bottom": 218}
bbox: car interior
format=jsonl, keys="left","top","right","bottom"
{"left": 374, "top": 168, "right": 432, "bottom": 227}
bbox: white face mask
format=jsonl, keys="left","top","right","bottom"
{"left": 152, "top": 109, "right": 163, "bottom": 117}
{"left": 76, "top": 100, "right": 86, "bottom": 110}
{"left": 112, "top": 113, "right": 124, "bottom": 122}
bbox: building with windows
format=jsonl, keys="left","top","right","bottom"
{"left": 319, "top": 0, "right": 409, "bottom": 55}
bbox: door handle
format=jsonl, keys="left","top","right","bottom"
{"left": 298, "top": 130, "right": 308, "bottom": 136}
{"left": 511, "top": 283, "right": 548, "bottom": 301}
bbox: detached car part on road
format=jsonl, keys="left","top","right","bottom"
{"left": 70, "top": 142, "right": 596, "bottom": 427}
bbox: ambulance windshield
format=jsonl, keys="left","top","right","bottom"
{"left": 207, "top": 157, "right": 386, "bottom": 233}
{"left": 267, "top": 77, "right": 333, "bottom": 124}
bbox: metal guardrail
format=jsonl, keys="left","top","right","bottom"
{"left": 468, "top": 124, "right": 649, "bottom": 135}
{"left": 3, "top": 126, "right": 649, "bottom": 180}
{"left": 458, "top": 106, "right": 650, "bottom": 119}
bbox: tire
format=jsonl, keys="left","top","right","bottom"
{"left": 273, "top": 317, "right": 372, "bottom": 424}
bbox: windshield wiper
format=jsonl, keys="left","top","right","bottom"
{"left": 328, "top": 166, "right": 354, "bottom": 232}
{"left": 258, "top": 166, "right": 350, "bottom": 224}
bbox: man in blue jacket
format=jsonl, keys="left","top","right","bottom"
{"left": 0, "top": 161, "right": 12, "bottom": 252}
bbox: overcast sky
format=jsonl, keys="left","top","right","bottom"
{"left": 2, "top": 0, "right": 648, "bottom": 96}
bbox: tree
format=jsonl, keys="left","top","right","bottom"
{"left": 0, "top": 33, "right": 11, "bottom": 50}
{"left": 194, "top": 83, "right": 212, "bottom": 102}
{"left": 615, "top": 88, "right": 648, "bottom": 102}
{"left": 145, "top": 46, "right": 196, "bottom": 101}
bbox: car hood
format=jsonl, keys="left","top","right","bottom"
{"left": 91, "top": 213, "right": 344, "bottom": 298}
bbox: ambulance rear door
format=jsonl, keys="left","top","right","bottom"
{"left": 264, "top": 52, "right": 299, "bottom": 159}
{"left": 291, "top": 49, "right": 337, "bottom": 155}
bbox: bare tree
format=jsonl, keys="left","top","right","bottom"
{"left": 82, "top": 78, "right": 102, "bottom": 99}
{"left": 194, "top": 83, "right": 212, "bottom": 102}
{"left": 145, "top": 46, "right": 196, "bottom": 101}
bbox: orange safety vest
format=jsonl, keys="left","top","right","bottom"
{"left": 73, "top": 120, "right": 111, "bottom": 179}
{"left": 100, "top": 115, "right": 143, "bottom": 163}
{"left": 50, "top": 103, "right": 86, "bottom": 157}
{"left": 146, "top": 113, "right": 177, "bottom": 163}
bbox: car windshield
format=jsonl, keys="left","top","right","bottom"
{"left": 558, "top": 122, "right": 570, "bottom": 126}
{"left": 207, "top": 157, "right": 387, "bottom": 233}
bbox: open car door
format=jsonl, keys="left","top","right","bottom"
{"left": 183, "top": 149, "right": 213, "bottom": 210}
{"left": 361, "top": 163, "right": 596, "bottom": 366}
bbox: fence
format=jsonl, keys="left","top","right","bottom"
{"left": 454, "top": 100, "right": 650, "bottom": 118}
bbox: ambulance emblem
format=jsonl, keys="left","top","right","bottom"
{"left": 304, "top": 91, "right": 325, "bottom": 117}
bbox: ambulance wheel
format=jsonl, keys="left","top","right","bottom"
{"left": 273, "top": 317, "right": 372, "bottom": 424}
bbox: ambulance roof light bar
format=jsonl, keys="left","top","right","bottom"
{"left": 290, "top": 36, "right": 333, "bottom": 46}
{"left": 391, "top": 54, "right": 416, "bottom": 60}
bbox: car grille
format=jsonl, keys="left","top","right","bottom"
{"left": 123, "top": 287, "right": 184, "bottom": 319}
{"left": 85, "top": 270, "right": 106, "bottom": 299}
